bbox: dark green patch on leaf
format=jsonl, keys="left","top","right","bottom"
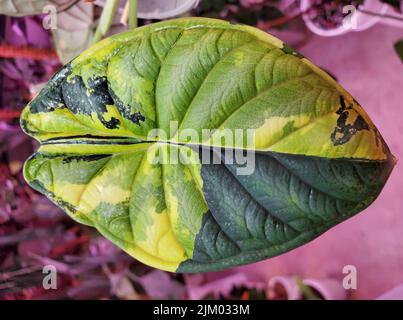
{"left": 178, "top": 147, "right": 394, "bottom": 272}
{"left": 394, "top": 39, "right": 403, "bottom": 62}
{"left": 62, "top": 75, "right": 120, "bottom": 129}
{"left": 29, "top": 64, "right": 71, "bottom": 114}
{"left": 331, "top": 96, "right": 369, "bottom": 146}
{"left": 108, "top": 85, "right": 146, "bottom": 125}
{"left": 281, "top": 43, "right": 304, "bottom": 59}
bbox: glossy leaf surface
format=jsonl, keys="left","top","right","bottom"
{"left": 21, "top": 18, "right": 395, "bottom": 272}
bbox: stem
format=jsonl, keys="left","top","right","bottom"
{"left": 0, "top": 110, "right": 22, "bottom": 121}
{"left": 128, "top": 0, "right": 138, "bottom": 29}
{"left": 50, "top": 235, "right": 89, "bottom": 258}
{"left": 358, "top": 9, "right": 403, "bottom": 22}
{"left": 93, "top": 0, "right": 120, "bottom": 43}
{"left": 259, "top": 12, "right": 304, "bottom": 29}
{"left": 0, "top": 44, "right": 58, "bottom": 60}
{"left": 295, "top": 276, "right": 321, "bottom": 300}
{"left": 257, "top": 6, "right": 313, "bottom": 30}
{"left": 120, "top": 0, "right": 129, "bottom": 25}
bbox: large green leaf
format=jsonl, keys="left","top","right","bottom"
{"left": 21, "top": 18, "right": 395, "bottom": 272}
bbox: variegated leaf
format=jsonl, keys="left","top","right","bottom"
{"left": 21, "top": 18, "right": 395, "bottom": 272}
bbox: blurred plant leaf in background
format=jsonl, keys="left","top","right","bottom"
{"left": 0, "top": 1, "right": 94, "bottom": 64}
{"left": 380, "top": 0, "right": 402, "bottom": 12}
{"left": 134, "top": 270, "right": 186, "bottom": 299}
{"left": 137, "top": 0, "right": 200, "bottom": 19}
{"left": 0, "top": 0, "right": 78, "bottom": 16}
{"left": 95, "top": 0, "right": 200, "bottom": 20}
{"left": 51, "top": 1, "right": 94, "bottom": 64}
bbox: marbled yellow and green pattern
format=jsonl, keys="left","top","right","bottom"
{"left": 21, "top": 18, "right": 395, "bottom": 272}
